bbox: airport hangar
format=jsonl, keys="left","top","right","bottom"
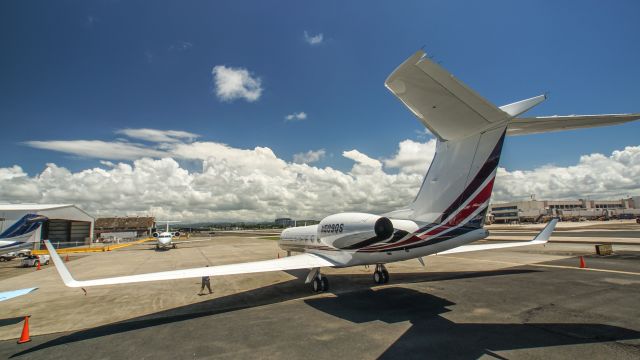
{"left": 0, "top": 204, "right": 94, "bottom": 248}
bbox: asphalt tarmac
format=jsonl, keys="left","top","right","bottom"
{"left": 0, "top": 234, "right": 638, "bottom": 359}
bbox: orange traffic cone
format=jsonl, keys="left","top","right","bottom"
{"left": 579, "top": 256, "right": 586, "bottom": 268}
{"left": 65, "top": 254, "right": 69, "bottom": 262}
{"left": 17, "top": 316, "right": 31, "bottom": 344}
{"left": 36, "top": 261, "right": 41, "bottom": 271}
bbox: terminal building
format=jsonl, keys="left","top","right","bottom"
{"left": 489, "top": 196, "right": 640, "bottom": 223}
{"left": 275, "top": 218, "right": 319, "bottom": 228}
{"left": 0, "top": 204, "right": 94, "bottom": 248}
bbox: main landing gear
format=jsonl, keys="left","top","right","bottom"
{"left": 307, "top": 268, "right": 329, "bottom": 293}
{"left": 373, "top": 264, "right": 389, "bottom": 285}
{"left": 312, "top": 275, "right": 329, "bottom": 293}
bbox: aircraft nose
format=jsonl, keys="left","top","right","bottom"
{"left": 159, "top": 237, "right": 171, "bottom": 245}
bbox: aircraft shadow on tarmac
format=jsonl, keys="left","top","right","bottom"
{"left": 10, "top": 268, "right": 640, "bottom": 358}
{"left": 304, "top": 288, "right": 640, "bottom": 359}
{"left": 0, "top": 317, "right": 25, "bottom": 328}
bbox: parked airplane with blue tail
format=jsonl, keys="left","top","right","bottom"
{"left": 0, "top": 213, "right": 48, "bottom": 255}
{"left": 0, "top": 214, "right": 46, "bottom": 302}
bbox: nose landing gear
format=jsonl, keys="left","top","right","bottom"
{"left": 373, "top": 264, "right": 389, "bottom": 284}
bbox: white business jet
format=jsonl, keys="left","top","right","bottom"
{"left": 46, "top": 50, "right": 639, "bottom": 293}
{"left": 152, "top": 221, "right": 181, "bottom": 250}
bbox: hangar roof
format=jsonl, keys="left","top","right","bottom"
{"left": 0, "top": 204, "right": 74, "bottom": 211}
{"left": 0, "top": 204, "right": 94, "bottom": 222}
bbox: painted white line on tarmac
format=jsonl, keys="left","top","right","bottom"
{"left": 441, "top": 255, "right": 640, "bottom": 276}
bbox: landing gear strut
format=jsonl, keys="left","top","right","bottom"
{"left": 373, "top": 264, "right": 389, "bottom": 284}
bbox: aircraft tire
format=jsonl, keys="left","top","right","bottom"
{"left": 382, "top": 269, "right": 389, "bottom": 283}
{"left": 321, "top": 276, "right": 329, "bottom": 291}
{"left": 312, "top": 277, "right": 322, "bottom": 292}
{"left": 373, "top": 271, "right": 383, "bottom": 284}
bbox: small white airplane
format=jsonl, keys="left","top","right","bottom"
{"left": 0, "top": 214, "right": 47, "bottom": 256}
{"left": 152, "top": 221, "right": 181, "bottom": 250}
{"left": 45, "top": 50, "right": 639, "bottom": 292}
{"left": 0, "top": 214, "right": 46, "bottom": 302}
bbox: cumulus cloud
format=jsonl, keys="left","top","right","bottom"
{"left": 493, "top": 146, "right": 640, "bottom": 201}
{"left": 304, "top": 31, "right": 323, "bottom": 45}
{"left": 9, "top": 132, "right": 640, "bottom": 222}
{"left": 116, "top": 129, "right": 199, "bottom": 143}
{"left": 211, "top": 65, "right": 262, "bottom": 102}
{"left": 0, "top": 150, "right": 421, "bottom": 222}
{"left": 285, "top": 112, "right": 307, "bottom": 121}
{"left": 384, "top": 139, "right": 437, "bottom": 175}
{"left": 293, "top": 149, "right": 326, "bottom": 164}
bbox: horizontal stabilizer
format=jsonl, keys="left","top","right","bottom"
{"left": 44, "top": 240, "right": 336, "bottom": 287}
{"left": 508, "top": 113, "right": 640, "bottom": 136}
{"left": 499, "top": 94, "right": 547, "bottom": 117}
{"left": 435, "top": 218, "right": 558, "bottom": 255}
{"left": 385, "top": 51, "right": 509, "bottom": 140}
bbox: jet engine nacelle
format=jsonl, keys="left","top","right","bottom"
{"left": 152, "top": 232, "right": 159, "bottom": 238}
{"left": 173, "top": 231, "right": 180, "bottom": 237}
{"left": 318, "top": 212, "right": 394, "bottom": 249}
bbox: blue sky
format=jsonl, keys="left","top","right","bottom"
{"left": 1, "top": 0, "right": 639, "bottom": 174}
{"left": 0, "top": 1, "right": 639, "bottom": 220}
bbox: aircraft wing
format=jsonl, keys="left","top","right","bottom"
{"left": 0, "top": 287, "right": 37, "bottom": 302}
{"left": 385, "top": 50, "right": 510, "bottom": 141}
{"left": 507, "top": 114, "right": 640, "bottom": 136}
{"left": 44, "top": 240, "right": 336, "bottom": 288}
{"left": 436, "top": 218, "right": 558, "bottom": 255}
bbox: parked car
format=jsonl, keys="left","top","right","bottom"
{"left": 15, "top": 249, "right": 31, "bottom": 257}
{"left": 21, "top": 254, "right": 50, "bottom": 267}
{"left": 0, "top": 252, "right": 17, "bottom": 262}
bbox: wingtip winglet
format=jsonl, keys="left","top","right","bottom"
{"left": 533, "top": 218, "right": 559, "bottom": 242}
{"left": 44, "top": 240, "right": 80, "bottom": 287}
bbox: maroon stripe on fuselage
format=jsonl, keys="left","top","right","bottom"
{"left": 362, "top": 177, "right": 494, "bottom": 252}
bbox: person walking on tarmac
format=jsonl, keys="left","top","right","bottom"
{"left": 199, "top": 265, "right": 213, "bottom": 295}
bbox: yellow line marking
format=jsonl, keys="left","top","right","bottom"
{"left": 33, "top": 237, "right": 155, "bottom": 255}
{"left": 441, "top": 255, "right": 640, "bottom": 276}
